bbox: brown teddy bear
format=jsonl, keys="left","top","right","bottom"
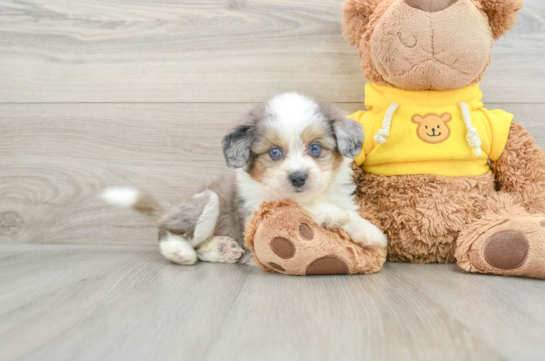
{"left": 246, "top": 0, "right": 545, "bottom": 279}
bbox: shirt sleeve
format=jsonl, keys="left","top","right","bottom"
{"left": 347, "top": 111, "right": 367, "bottom": 166}
{"left": 482, "top": 108, "right": 514, "bottom": 161}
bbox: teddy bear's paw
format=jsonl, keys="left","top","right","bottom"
{"left": 248, "top": 201, "right": 387, "bottom": 275}
{"left": 251, "top": 219, "right": 351, "bottom": 275}
{"left": 266, "top": 230, "right": 351, "bottom": 275}
{"left": 461, "top": 215, "right": 545, "bottom": 279}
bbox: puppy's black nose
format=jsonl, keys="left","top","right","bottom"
{"left": 289, "top": 172, "right": 307, "bottom": 188}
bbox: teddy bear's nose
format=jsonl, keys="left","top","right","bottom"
{"left": 405, "top": 0, "right": 458, "bottom": 12}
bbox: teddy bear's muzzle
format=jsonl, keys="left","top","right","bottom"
{"left": 405, "top": 0, "right": 458, "bottom": 13}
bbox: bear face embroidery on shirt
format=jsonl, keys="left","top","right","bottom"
{"left": 411, "top": 113, "right": 452, "bottom": 144}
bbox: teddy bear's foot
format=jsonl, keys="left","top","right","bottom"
{"left": 245, "top": 200, "right": 386, "bottom": 275}
{"left": 456, "top": 214, "right": 545, "bottom": 279}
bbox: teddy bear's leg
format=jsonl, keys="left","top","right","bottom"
{"left": 491, "top": 122, "right": 545, "bottom": 214}
{"left": 245, "top": 200, "right": 386, "bottom": 275}
{"left": 455, "top": 193, "right": 545, "bottom": 279}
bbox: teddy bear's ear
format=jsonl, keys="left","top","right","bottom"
{"left": 440, "top": 113, "right": 452, "bottom": 123}
{"left": 342, "top": 0, "right": 382, "bottom": 46}
{"left": 411, "top": 115, "right": 424, "bottom": 124}
{"left": 476, "top": 0, "right": 524, "bottom": 40}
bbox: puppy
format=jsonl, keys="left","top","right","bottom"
{"left": 102, "top": 93, "right": 386, "bottom": 265}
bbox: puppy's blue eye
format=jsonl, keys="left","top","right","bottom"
{"left": 269, "top": 147, "right": 282, "bottom": 159}
{"left": 309, "top": 144, "right": 321, "bottom": 154}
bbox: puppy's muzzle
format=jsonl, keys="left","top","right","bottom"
{"left": 289, "top": 172, "right": 308, "bottom": 188}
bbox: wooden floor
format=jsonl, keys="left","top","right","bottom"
{"left": 1, "top": 0, "right": 545, "bottom": 360}
{"left": 1, "top": 244, "right": 545, "bottom": 361}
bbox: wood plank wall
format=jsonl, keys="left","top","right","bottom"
{"left": 1, "top": 0, "right": 544, "bottom": 246}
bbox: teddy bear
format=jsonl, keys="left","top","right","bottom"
{"left": 246, "top": 0, "right": 545, "bottom": 279}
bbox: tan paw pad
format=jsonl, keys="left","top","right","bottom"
{"left": 484, "top": 230, "right": 529, "bottom": 270}
{"left": 298, "top": 223, "right": 314, "bottom": 240}
{"left": 305, "top": 256, "right": 349, "bottom": 275}
{"left": 269, "top": 262, "right": 286, "bottom": 272}
{"left": 270, "top": 237, "right": 296, "bottom": 259}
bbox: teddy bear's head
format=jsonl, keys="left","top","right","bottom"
{"left": 342, "top": 0, "right": 523, "bottom": 91}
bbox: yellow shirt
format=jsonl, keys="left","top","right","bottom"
{"left": 350, "top": 83, "right": 513, "bottom": 177}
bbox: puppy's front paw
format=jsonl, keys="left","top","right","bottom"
{"left": 347, "top": 222, "right": 387, "bottom": 248}
{"left": 310, "top": 204, "right": 350, "bottom": 230}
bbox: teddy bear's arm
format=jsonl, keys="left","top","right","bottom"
{"left": 490, "top": 121, "right": 545, "bottom": 214}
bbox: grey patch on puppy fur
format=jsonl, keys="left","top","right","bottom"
{"left": 222, "top": 103, "right": 268, "bottom": 168}
{"left": 222, "top": 124, "right": 253, "bottom": 168}
{"left": 321, "top": 104, "right": 364, "bottom": 157}
{"left": 210, "top": 173, "right": 246, "bottom": 245}
{"left": 159, "top": 173, "right": 247, "bottom": 246}
{"left": 160, "top": 190, "right": 214, "bottom": 239}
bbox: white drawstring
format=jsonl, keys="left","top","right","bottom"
{"left": 373, "top": 102, "right": 399, "bottom": 144}
{"left": 459, "top": 102, "right": 482, "bottom": 157}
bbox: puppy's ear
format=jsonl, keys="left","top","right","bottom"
{"left": 322, "top": 104, "right": 364, "bottom": 158}
{"left": 221, "top": 124, "right": 254, "bottom": 168}
{"left": 476, "top": 0, "right": 523, "bottom": 40}
{"left": 342, "top": 0, "right": 382, "bottom": 46}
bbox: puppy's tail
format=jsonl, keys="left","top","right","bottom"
{"left": 100, "top": 187, "right": 163, "bottom": 223}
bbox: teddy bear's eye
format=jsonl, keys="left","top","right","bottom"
{"left": 425, "top": 126, "right": 428, "bottom": 129}
{"left": 437, "top": 125, "right": 440, "bottom": 128}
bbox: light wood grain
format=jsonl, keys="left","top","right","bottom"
{"left": 1, "top": 103, "right": 544, "bottom": 246}
{"left": 0, "top": 0, "right": 544, "bottom": 103}
{"left": 0, "top": 244, "right": 544, "bottom": 361}
{"left": 1, "top": 1, "right": 545, "bottom": 359}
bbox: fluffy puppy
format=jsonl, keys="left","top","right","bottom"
{"left": 102, "top": 93, "right": 386, "bottom": 265}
